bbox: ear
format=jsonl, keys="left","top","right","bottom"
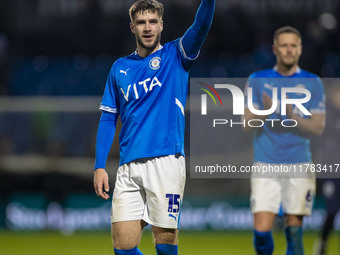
{"left": 299, "top": 44, "right": 303, "bottom": 56}
{"left": 130, "top": 22, "right": 135, "bottom": 34}
{"left": 160, "top": 20, "right": 164, "bottom": 32}
{"left": 272, "top": 44, "right": 277, "bottom": 56}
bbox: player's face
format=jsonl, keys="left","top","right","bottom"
{"left": 130, "top": 11, "right": 163, "bottom": 53}
{"left": 273, "top": 33, "right": 302, "bottom": 69}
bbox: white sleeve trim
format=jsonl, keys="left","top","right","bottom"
{"left": 175, "top": 98, "right": 185, "bottom": 116}
{"left": 99, "top": 105, "right": 118, "bottom": 113}
{"left": 310, "top": 108, "right": 326, "bottom": 114}
{"left": 179, "top": 37, "right": 200, "bottom": 61}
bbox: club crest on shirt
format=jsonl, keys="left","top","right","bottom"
{"left": 149, "top": 57, "right": 161, "bottom": 70}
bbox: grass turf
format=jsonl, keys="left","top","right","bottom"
{"left": 0, "top": 230, "right": 338, "bottom": 254}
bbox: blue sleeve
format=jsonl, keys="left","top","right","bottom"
{"left": 180, "top": 0, "right": 215, "bottom": 60}
{"left": 94, "top": 111, "right": 119, "bottom": 170}
{"left": 309, "top": 77, "right": 326, "bottom": 114}
{"left": 245, "top": 73, "right": 261, "bottom": 109}
{"left": 100, "top": 63, "right": 120, "bottom": 114}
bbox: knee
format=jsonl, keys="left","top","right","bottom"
{"left": 152, "top": 227, "right": 178, "bottom": 245}
{"left": 285, "top": 215, "right": 303, "bottom": 227}
{"left": 253, "top": 214, "right": 275, "bottom": 232}
{"left": 112, "top": 221, "right": 145, "bottom": 249}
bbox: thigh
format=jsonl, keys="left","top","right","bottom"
{"left": 250, "top": 176, "right": 282, "bottom": 214}
{"left": 111, "top": 164, "right": 146, "bottom": 223}
{"left": 112, "top": 220, "right": 146, "bottom": 249}
{"left": 282, "top": 176, "right": 316, "bottom": 216}
{"left": 142, "top": 155, "right": 186, "bottom": 229}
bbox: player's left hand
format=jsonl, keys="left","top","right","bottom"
{"left": 262, "top": 92, "right": 272, "bottom": 110}
{"left": 285, "top": 95, "right": 294, "bottom": 119}
{"left": 94, "top": 168, "right": 110, "bottom": 200}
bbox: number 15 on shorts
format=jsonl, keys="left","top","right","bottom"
{"left": 166, "top": 194, "right": 180, "bottom": 213}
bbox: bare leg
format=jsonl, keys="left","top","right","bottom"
{"left": 284, "top": 215, "right": 304, "bottom": 255}
{"left": 253, "top": 212, "right": 275, "bottom": 254}
{"left": 152, "top": 226, "right": 178, "bottom": 245}
{"left": 285, "top": 214, "right": 303, "bottom": 227}
{"left": 253, "top": 212, "right": 276, "bottom": 231}
{"left": 112, "top": 220, "right": 147, "bottom": 249}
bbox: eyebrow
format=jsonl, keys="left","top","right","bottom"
{"left": 277, "top": 42, "right": 299, "bottom": 46}
{"left": 135, "top": 18, "right": 159, "bottom": 24}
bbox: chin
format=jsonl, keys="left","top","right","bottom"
{"left": 137, "top": 38, "right": 158, "bottom": 51}
{"left": 283, "top": 64, "right": 295, "bottom": 70}
{"left": 144, "top": 41, "right": 160, "bottom": 51}
{"left": 282, "top": 60, "right": 296, "bottom": 67}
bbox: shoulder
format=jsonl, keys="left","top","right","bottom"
{"left": 114, "top": 53, "right": 136, "bottom": 65}
{"left": 248, "top": 68, "right": 274, "bottom": 78}
{"left": 298, "top": 69, "right": 319, "bottom": 78}
{"left": 249, "top": 68, "right": 274, "bottom": 78}
{"left": 109, "top": 54, "right": 136, "bottom": 74}
{"left": 161, "top": 39, "right": 181, "bottom": 53}
{"left": 298, "top": 69, "right": 324, "bottom": 89}
{"left": 158, "top": 39, "right": 186, "bottom": 62}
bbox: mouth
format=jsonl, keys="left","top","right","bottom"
{"left": 283, "top": 55, "right": 294, "bottom": 60}
{"left": 143, "top": 34, "right": 154, "bottom": 41}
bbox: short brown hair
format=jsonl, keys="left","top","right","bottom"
{"left": 273, "top": 26, "right": 302, "bottom": 45}
{"left": 129, "top": 0, "right": 164, "bottom": 22}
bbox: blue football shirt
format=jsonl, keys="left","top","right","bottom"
{"left": 246, "top": 67, "right": 326, "bottom": 164}
{"left": 100, "top": 39, "right": 194, "bottom": 165}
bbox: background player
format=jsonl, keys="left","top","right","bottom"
{"left": 243, "top": 26, "right": 326, "bottom": 254}
{"left": 313, "top": 84, "right": 340, "bottom": 255}
{"left": 93, "top": 0, "right": 215, "bottom": 254}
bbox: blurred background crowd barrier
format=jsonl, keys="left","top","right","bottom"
{"left": 0, "top": 0, "right": 340, "bottom": 232}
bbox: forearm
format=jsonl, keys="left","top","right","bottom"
{"left": 181, "top": 0, "right": 215, "bottom": 58}
{"left": 290, "top": 113, "right": 325, "bottom": 136}
{"left": 94, "top": 111, "right": 118, "bottom": 170}
{"left": 242, "top": 108, "right": 269, "bottom": 132}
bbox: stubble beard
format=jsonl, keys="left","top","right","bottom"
{"left": 280, "top": 56, "right": 298, "bottom": 70}
{"left": 136, "top": 33, "right": 161, "bottom": 53}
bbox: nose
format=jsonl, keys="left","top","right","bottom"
{"left": 287, "top": 45, "right": 293, "bottom": 53}
{"left": 144, "top": 22, "right": 151, "bottom": 31}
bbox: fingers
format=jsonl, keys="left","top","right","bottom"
{"left": 262, "top": 92, "right": 272, "bottom": 110}
{"left": 286, "top": 104, "right": 293, "bottom": 118}
{"left": 104, "top": 177, "right": 110, "bottom": 193}
{"left": 94, "top": 168, "right": 110, "bottom": 200}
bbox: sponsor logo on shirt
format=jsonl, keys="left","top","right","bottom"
{"left": 120, "top": 76, "right": 162, "bottom": 102}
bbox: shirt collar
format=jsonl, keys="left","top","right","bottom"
{"left": 134, "top": 44, "right": 163, "bottom": 56}
{"left": 273, "top": 65, "right": 301, "bottom": 74}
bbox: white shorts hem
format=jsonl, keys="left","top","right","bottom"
{"left": 143, "top": 218, "right": 178, "bottom": 229}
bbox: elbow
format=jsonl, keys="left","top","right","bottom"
{"left": 199, "top": 23, "right": 211, "bottom": 33}
{"left": 314, "top": 125, "right": 325, "bottom": 136}
{"left": 242, "top": 125, "right": 252, "bottom": 133}
{"left": 241, "top": 114, "right": 253, "bottom": 133}
{"left": 242, "top": 119, "right": 253, "bottom": 133}
{"left": 311, "top": 122, "right": 325, "bottom": 136}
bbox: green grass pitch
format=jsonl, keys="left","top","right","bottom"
{"left": 0, "top": 230, "right": 338, "bottom": 254}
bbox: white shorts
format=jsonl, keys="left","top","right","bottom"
{"left": 250, "top": 162, "right": 316, "bottom": 216}
{"left": 111, "top": 155, "right": 186, "bottom": 229}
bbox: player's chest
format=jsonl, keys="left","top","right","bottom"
{"left": 115, "top": 57, "right": 172, "bottom": 103}
{"left": 259, "top": 80, "right": 312, "bottom": 102}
